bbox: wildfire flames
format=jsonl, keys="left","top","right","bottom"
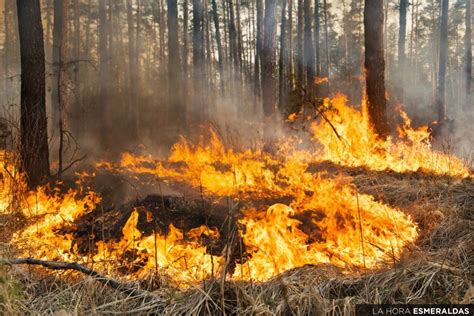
{"left": 1, "top": 96, "right": 470, "bottom": 287}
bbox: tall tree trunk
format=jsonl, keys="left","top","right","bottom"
{"left": 255, "top": 0, "right": 263, "bottom": 98}
{"left": 57, "top": 0, "right": 70, "bottom": 178}
{"left": 436, "top": 0, "right": 449, "bottom": 123}
{"left": 278, "top": 0, "right": 288, "bottom": 111}
{"left": 296, "top": 0, "right": 304, "bottom": 85}
{"left": 314, "top": 0, "right": 321, "bottom": 77}
{"left": 167, "top": 0, "right": 183, "bottom": 126}
{"left": 262, "top": 0, "right": 277, "bottom": 118}
{"left": 398, "top": 0, "right": 408, "bottom": 101}
{"left": 211, "top": 0, "right": 224, "bottom": 91}
{"left": 193, "top": 0, "right": 205, "bottom": 119}
{"left": 466, "top": 0, "right": 472, "bottom": 98}
{"left": 227, "top": 0, "right": 238, "bottom": 74}
{"left": 322, "top": 0, "right": 330, "bottom": 91}
{"left": 51, "top": 0, "right": 63, "bottom": 136}
{"left": 17, "top": 0, "right": 50, "bottom": 187}
{"left": 288, "top": 0, "right": 294, "bottom": 90}
{"left": 183, "top": 0, "right": 189, "bottom": 77}
{"left": 98, "top": 0, "right": 108, "bottom": 147}
{"left": 304, "top": 0, "right": 314, "bottom": 90}
{"left": 364, "top": 0, "right": 389, "bottom": 138}
{"left": 126, "top": 0, "right": 138, "bottom": 141}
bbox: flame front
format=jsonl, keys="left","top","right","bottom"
{"left": 4, "top": 95, "right": 470, "bottom": 287}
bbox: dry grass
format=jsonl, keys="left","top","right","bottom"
{"left": 1, "top": 169, "right": 473, "bottom": 315}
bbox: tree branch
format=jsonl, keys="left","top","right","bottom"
{"left": 1, "top": 257, "right": 150, "bottom": 298}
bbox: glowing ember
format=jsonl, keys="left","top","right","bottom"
{"left": 4, "top": 95, "right": 470, "bottom": 287}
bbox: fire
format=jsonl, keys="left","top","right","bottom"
{"left": 2, "top": 94, "right": 470, "bottom": 287}
{"left": 311, "top": 94, "right": 469, "bottom": 176}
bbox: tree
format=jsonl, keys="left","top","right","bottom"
{"left": 296, "top": 0, "right": 304, "bottom": 85}
{"left": 262, "top": 0, "right": 277, "bottom": 119}
{"left": 466, "top": 0, "right": 472, "bottom": 97}
{"left": 211, "top": 0, "right": 224, "bottom": 90}
{"left": 167, "top": 0, "right": 184, "bottom": 126}
{"left": 436, "top": 0, "right": 449, "bottom": 123}
{"left": 193, "top": 0, "right": 205, "bottom": 119}
{"left": 304, "top": 0, "right": 314, "bottom": 90}
{"left": 398, "top": 0, "right": 408, "bottom": 68}
{"left": 278, "top": 0, "right": 288, "bottom": 110}
{"left": 255, "top": 0, "right": 263, "bottom": 97}
{"left": 314, "top": 0, "right": 321, "bottom": 77}
{"left": 16, "top": 0, "right": 50, "bottom": 187}
{"left": 364, "top": 0, "right": 389, "bottom": 138}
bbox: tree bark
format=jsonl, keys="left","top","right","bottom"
{"left": 278, "top": 0, "right": 288, "bottom": 111}
{"left": 398, "top": 0, "right": 408, "bottom": 69}
{"left": 314, "top": 0, "right": 321, "bottom": 77}
{"left": 193, "top": 0, "right": 205, "bottom": 119}
{"left": 364, "top": 0, "right": 389, "bottom": 138}
{"left": 436, "top": 0, "right": 449, "bottom": 123}
{"left": 16, "top": 0, "right": 50, "bottom": 187}
{"left": 304, "top": 0, "right": 314, "bottom": 90}
{"left": 262, "top": 0, "right": 277, "bottom": 118}
{"left": 296, "top": 0, "right": 304, "bottom": 85}
{"left": 465, "top": 0, "right": 472, "bottom": 97}
{"left": 211, "top": 0, "right": 224, "bottom": 91}
{"left": 167, "top": 0, "right": 184, "bottom": 126}
{"left": 255, "top": 0, "right": 263, "bottom": 98}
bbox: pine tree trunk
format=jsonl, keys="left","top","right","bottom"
{"left": 57, "top": 0, "right": 70, "bottom": 178}
{"left": 278, "top": 0, "right": 288, "bottom": 111}
{"left": 296, "top": 0, "right": 304, "bottom": 86}
{"left": 193, "top": 0, "right": 205, "bottom": 119}
{"left": 17, "top": 0, "right": 50, "bottom": 187}
{"left": 436, "top": 0, "right": 449, "bottom": 123}
{"left": 255, "top": 0, "right": 263, "bottom": 98}
{"left": 262, "top": 0, "right": 277, "bottom": 118}
{"left": 211, "top": 0, "right": 224, "bottom": 91}
{"left": 288, "top": 0, "right": 294, "bottom": 90}
{"left": 314, "top": 0, "right": 321, "bottom": 77}
{"left": 98, "top": 0, "right": 108, "bottom": 147}
{"left": 323, "top": 0, "right": 330, "bottom": 91}
{"left": 304, "top": 0, "right": 314, "bottom": 90}
{"left": 167, "top": 0, "right": 184, "bottom": 126}
{"left": 465, "top": 0, "right": 472, "bottom": 97}
{"left": 364, "top": 0, "right": 389, "bottom": 138}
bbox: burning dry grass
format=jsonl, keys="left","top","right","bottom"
{"left": 1, "top": 95, "right": 473, "bottom": 314}
{"left": 1, "top": 169, "right": 472, "bottom": 315}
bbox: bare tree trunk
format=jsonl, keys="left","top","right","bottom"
{"left": 193, "top": 0, "right": 205, "bottom": 119}
{"left": 183, "top": 0, "right": 189, "bottom": 77}
{"left": 167, "top": 0, "right": 184, "bottom": 126}
{"left": 255, "top": 0, "right": 263, "bottom": 98}
{"left": 314, "top": 0, "right": 321, "bottom": 78}
{"left": 322, "top": 0, "right": 330, "bottom": 92}
{"left": 304, "top": 0, "right": 314, "bottom": 90}
{"left": 262, "top": 0, "right": 277, "bottom": 119}
{"left": 98, "top": 0, "right": 108, "bottom": 147}
{"left": 296, "top": 0, "right": 304, "bottom": 86}
{"left": 57, "top": 0, "right": 70, "bottom": 178}
{"left": 364, "top": 0, "right": 389, "bottom": 138}
{"left": 17, "top": 0, "right": 50, "bottom": 187}
{"left": 288, "top": 0, "right": 294, "bottom": 90}
{"left": 211, "top": 0, "right": 224, "bottom": 91}
{"left": 278, "top": 0, "right": 288, "bottom": 111}
{"left": 436, "top": 0, "right": 449, "bottom": 123}
{"left": 126, "top": 0, "right": 138, "bottom": 141}
{"left": 466, "top": 0, "right": 472, "bottom": 98}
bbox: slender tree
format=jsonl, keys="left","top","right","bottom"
{"left": 314, "top": 0, "right": 321, "bottom": 77}
{"left": 167, "top": 0, "right": 183, "bottom": 126}
{"left": 465, "top": 0, "right": 472, "bottom": 97}
{"left": 296, "top": 0, "right": 304, "bottom": 85}
{"left": 262, "top": 0, "right": 277, "bottom": 120}
{"left": 304, "top": 0, "right": 314, "bottom": 89}
{"left": 364, "top": 0, "right": 389, "bottom": 138}
{"left": 255, "top": 0, "right": 263, "bottom": 97}
{"left": 278, "top": 0, "right": 288, "bottom": 110}
{"left": 211, "top": 0, "right": 224, "bottom": 91}
{"left": 436, "top": 0, "right": 449, "bottom": 123}
{"left": 398, "top": 0, "right": 408, "bottom": 68}
{"left": 193, "top": 0, "right": 205, "bottom": 118}
{"left": 16, "top": 0, "right": 50, "bottom": 187}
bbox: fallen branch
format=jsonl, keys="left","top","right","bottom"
{"left": 1, "top": 257, "right": 150, "bottom": 298}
